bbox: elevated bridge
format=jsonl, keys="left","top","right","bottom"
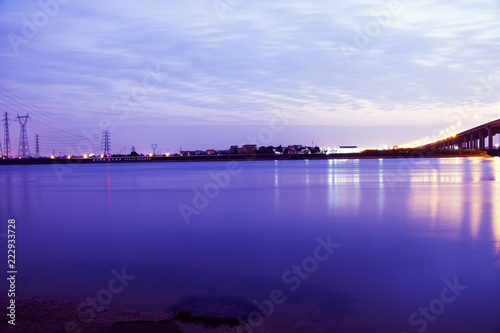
{"left": 420, "top": 118, "right": 500, "bottom": 151}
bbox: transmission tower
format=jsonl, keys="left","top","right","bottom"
{"left": 102, "top": 130, "right": 111, "bottom": 156}
{"left": 0, "top": 140, "right": 3, "bottom": 157}
{"left": 35, "top": 134, "right": 40, "bottom": 158}
{"left": 3, "top": 112, "right": 11, "bottom": 158}
{"left": 151, "top": 143, "right": 157, "bottom": 155}
{"left": 16, "top": 113, "right": 31, "bottom": 158}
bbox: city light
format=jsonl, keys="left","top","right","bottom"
{"left": 50, "top": 155, "right": 55, "bottom": 159}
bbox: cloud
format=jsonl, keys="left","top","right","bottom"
{"left": 0, "top": 0, "right": 499, "bottom": 152}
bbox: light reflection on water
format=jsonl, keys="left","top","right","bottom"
{"left": 1, "top": 157, "right": 500, "bottom": 332}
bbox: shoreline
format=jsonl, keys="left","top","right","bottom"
{"left": 0, "top": 295, "right": 387, "bottom": 333}
{"left": 0, "top": 148, "right": 495, "bottom": 166}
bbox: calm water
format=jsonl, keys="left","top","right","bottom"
{"left": 1, "top": 158, "right": 500, "bottom": 332}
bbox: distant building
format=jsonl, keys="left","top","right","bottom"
{"left": 335, "top": 146, "right": 360, "bottom": 154}
{"left": 206, "top": 149, "right": 216, "bottom": 155}
{"left": 242, "top": 144, "right": 257, "bottom": 153}
{"left": 285, "top": 146, "right": 296, "bottom": 154}
{"left": 229, "top": 144, "right": 257, "bottom": 154}
{"left": 180, "top": 150, "right": 203, "bottom": 156}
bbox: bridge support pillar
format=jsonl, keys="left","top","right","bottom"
{"left": 488, "top": 127, "right": 494, "bottom": 149}
{"left": 480, "top": 132, "right": 486, "bottom": 150}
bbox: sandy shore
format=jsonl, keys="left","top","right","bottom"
{"left": 0, "top": 296, "right": 254, "bottom": 333}
{"left": 0, "top": 295, "right": 399, "bottom": 333}
{"left": 0, "top": 296, "right": 232, "bottom": 333}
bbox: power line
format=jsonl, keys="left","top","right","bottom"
{"left": 0, "top": 87, "right": 132, "bottom": 156}
{"left": 0, "top": 93, "right": 86, "bottom": 139}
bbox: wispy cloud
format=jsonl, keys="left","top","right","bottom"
{"left": 0, "top": 0, "right": 499, "bottom": 152}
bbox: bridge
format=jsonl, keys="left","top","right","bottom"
{"left": 419, "top": 118, "right": 500, "bottom": 151}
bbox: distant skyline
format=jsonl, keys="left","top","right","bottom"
{"left": 1, "top": 0, "right": 500, "bottom": 156}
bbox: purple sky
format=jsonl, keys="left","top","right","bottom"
{"left": 1, "top": 0, "right": 500, "bottom": 155}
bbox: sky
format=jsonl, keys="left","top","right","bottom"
{"left": 0, "top": 0, "right": 500, "bottom": 155}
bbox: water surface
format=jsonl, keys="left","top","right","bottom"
{"left": 1, "top": 158, "right": 499, "bottom": 332}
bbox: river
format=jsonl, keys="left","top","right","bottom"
{"left": 1, "top": 157, "right": 499, "bottom": 332}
